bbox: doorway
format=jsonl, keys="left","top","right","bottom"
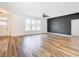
{"left": 71, "top": 19, "right": 79, "bottom": 36}
{"left": 0, "top": 8, "right": 10, "bottom": 37}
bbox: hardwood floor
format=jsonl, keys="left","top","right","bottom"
{"left": 0, "top": 33, "right": 79, "bottom": 57}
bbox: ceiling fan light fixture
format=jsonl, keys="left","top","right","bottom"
{"left": 42, "top": 13, "right": 49, "bottom": 18}
{"left": 0, "top": 8, "right": 8, "bottom": 16}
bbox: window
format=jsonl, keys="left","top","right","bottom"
{"left": 25, "top": 19, "right": 41, "bottom": 31}
{"left": 0, "top": 21, "right": 7, "bottom": 26}
{"left": 0, "top": 17, "right": 7, "bottom": 26}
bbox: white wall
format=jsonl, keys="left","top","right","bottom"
{"left": 71, "top": 19, "right": 79, "bottom": 36}
{"left": 41, "top": 18, "right": 47, "bottom": 33}
{"left": 11, "top": 13, "right": 47, "bottom": 36}
{"left": 11, "top": 13, "right": 26, "bottom": 36}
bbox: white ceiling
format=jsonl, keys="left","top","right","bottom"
{"left": 0, "top": 2, "right": 79, "bottom": 18}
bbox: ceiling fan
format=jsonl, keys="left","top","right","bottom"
{"left": 42, "top": 9, "right": 49, "bottom": 18}
{"left": 42, "top": 13, "right": 49, "bottom": 18}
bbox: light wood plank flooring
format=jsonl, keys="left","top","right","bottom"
{"left": 0, "top": 33, "right": 79, "bottom": 57}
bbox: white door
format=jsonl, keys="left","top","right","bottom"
{"left": 71, "top": 19, "right": 79, "bottom": 36}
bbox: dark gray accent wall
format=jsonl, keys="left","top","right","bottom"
{"left": 47, "top": 13, "right": 79, "bottom": 35}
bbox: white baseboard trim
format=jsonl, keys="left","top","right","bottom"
{"left": 48, "top": 32, "right": 72, "bottom": 37}
{"left": 19, "top": 32, "right": 48, "bottom": 37}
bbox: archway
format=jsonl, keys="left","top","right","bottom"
{"left": 0, "top": 8, "right": 11, "bottom": 37}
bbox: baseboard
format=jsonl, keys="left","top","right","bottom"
{"left": 21, "top": 32, "right": 48, "bottom": 37}
{"left": 48, "top": 32, "right": 72, "bottom": 37}
{"left": 0, "top": 36, "right": 10, "bottom": 37}
{"left": 0, "top": 32, "right": 48, "bottom": 37}
{"left": 11, "top": 32, "right": 48, "bottom": 37}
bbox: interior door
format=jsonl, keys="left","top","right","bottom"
{"left": 71, "top": 19, "right": 79, "bottom": 36}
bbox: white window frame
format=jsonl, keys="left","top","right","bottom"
{"left": 25, "top": 19, "right": 41, "bottom": 32}
{"left": 0, "top": 17, "right": 7, "bottom": 26}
